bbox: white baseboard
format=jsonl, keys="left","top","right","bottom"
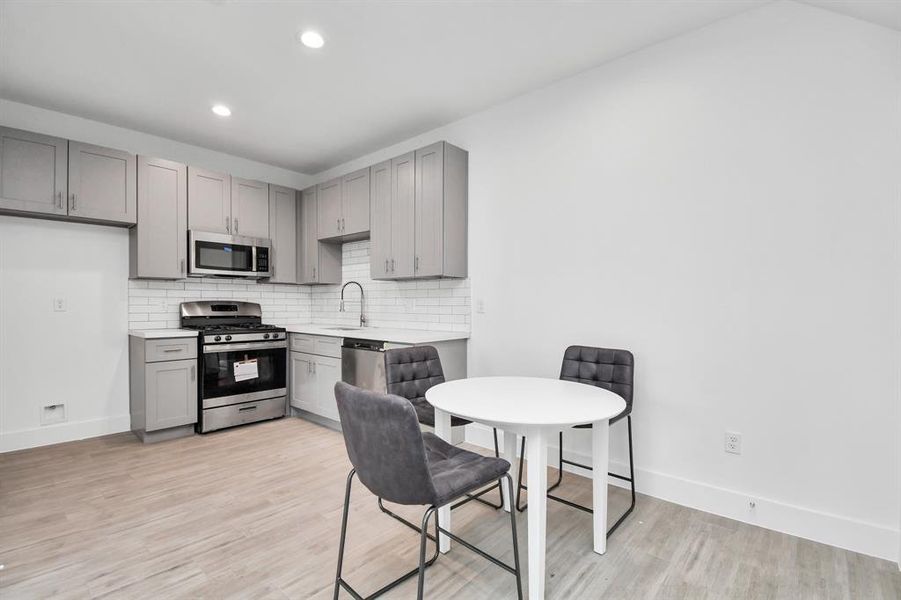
{"left": 465, "top": 424, "right": 899, "bottom": 563}
{"left": 0, "top": 415, "right": 131, "bottom": 453}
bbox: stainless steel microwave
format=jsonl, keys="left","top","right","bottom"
{"left": 188, "top": 231, "right": 272, "bottom": 278}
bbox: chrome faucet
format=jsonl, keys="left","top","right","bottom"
{"left": 339, "top": 281, "right": 366, "bottom": 327}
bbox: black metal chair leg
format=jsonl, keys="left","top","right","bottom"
{"left": 416, "top": 507, "right": 437, "bottom": 600}
{"left": 333, "top": 469, "right": 356, "bottom": 600}
{"left": 516, "top": 417, "right": 637, "bottom": 538}
{"left": 515, "top": 431, "right": 564, "bottom": 512}
{"left": 504, "top": 473, "right": 524, "bottom": 600}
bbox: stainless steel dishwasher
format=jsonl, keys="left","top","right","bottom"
{"left": 341, "top": 338, "right": 387, "bottom": 392}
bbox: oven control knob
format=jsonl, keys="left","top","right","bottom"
{"left": 271, "top": 333, "right": 279, "bottom": 339}
{"left": 263, "top": 333, "right": 270, "bottom": 339}
{"left": 225, "top": 335, "right": 232, "bottom": 341}
{"left": 214, "top": 335, "right": 221, "bottom": 342}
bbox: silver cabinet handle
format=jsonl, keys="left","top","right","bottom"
{"left": 225, "top": 216, "right": 230, "bottom": 233}
{"left": 190, "top": 365, "right": 196, "bottom": 381}
{"left": 163, "top": 348, "right": 183, "bottom": 353}
{"left": 414, "top": 256, "right": 418, "bottom": 271}
{"left": 385, "top": 259, "right": 388, "bottom": 273}
{"left": 336, "top": 217, "right": 340, "bottom": 232}
{"left": 313, "top": 266, "right": 316, "bottom": 279}
{"left": 307, "top": 362, "right": 312, "bottom": 374}
{"left": 57, "top": 191, "right": 63, "bottom": 209}
{"left": 234, "top": 218, "right": 238, "bottom": 234}
{"left": 180, "top": 259, "right": 185, "bottom": 275}
{"left": 391, "top": 258, "right": 395, "bottom": 272}
{"left": 70, "top": 192, "right": 77, "bottom": 211}
{"left": 341, "top": 217, "right": 345, "bottom": 231}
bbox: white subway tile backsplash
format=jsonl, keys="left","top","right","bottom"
{"left": 128, "top": 239, "right": 469, "bottom": 332}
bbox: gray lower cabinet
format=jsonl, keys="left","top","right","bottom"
{"left": 0, "top": 126, "right": 68, "bottom": 217}
{"left": 129, "top": 336, "right": 198, "bottom": 442}
{"left": 68, "top": 141, "right": 136, "bottom": 224}
{"left": 268, "top": 184, "right": 298, "bottom": 284}
{"left": 298, "top": 186, "right": 341, "bottom": 284}
{"left": 289, "top": 335, "right": 341, "bottom": 422}
{"left": 231, "top": 176, "right": 269, "bottom": 238}
{"left": 188, "top": 166, "right": 231, "bottom": 234}
{"left": 130, "top": 156, "right": 188, "bottom": 279}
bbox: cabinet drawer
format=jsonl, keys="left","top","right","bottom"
{"left": 144, "top": 338, "right": 198, "bottom": 362}
{"left": 290, "top": 334, "right": 341, "bottom": 358}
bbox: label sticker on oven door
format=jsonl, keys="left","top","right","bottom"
{"left": 234, "top": 359, "right": 259, "bottom": 382}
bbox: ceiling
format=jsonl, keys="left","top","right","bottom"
{"left": 2, "top": 1, "right": 895, "bottom": 175}
{"left": 800, "top": 0, "right": 901, "bottom": 31}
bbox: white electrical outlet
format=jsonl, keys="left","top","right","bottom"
{"left": 725, "top": 432, "right": 742, "bottom": 455}
{"left": 52, "top": 297, "right": 67, "bottom": 312}
{"left": 476, "top": 298, "right": 486, "bottom": 314}
{"left": 41, "top": 403, "right": 66, "bottom": 425}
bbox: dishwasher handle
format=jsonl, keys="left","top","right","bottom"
{"left": 342, "top": 338, "right": 385, "bottom": 352}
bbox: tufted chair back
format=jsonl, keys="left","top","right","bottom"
{"left": 560, "top": 346, "right": 634, "bottom": 423}
{"left": 385, "top": 345, "right": 445, "bottom": 399}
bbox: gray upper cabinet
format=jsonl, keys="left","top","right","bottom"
{"left": 268, "top": 184, "right": 297, "bottom": 284}
{"left": 299, "top": 186, "right": 341, "bottom": 284}
{"left": 231, "top": 177, "right": 269, "bottom": 238}
{"left": 188, "top": 167, "right": 231, "bottom": 234}
{"left": 0, "top": 126, "right": 68, "bottom": 217}
{"left": 317, "top": 177, "right": 342, "bottom": 240}
{"left": 68, "top": 142, "right": 136, "bottom": 224}
{"left": 341, "top": 167, "right": 370, "bottom": 237}
{"left": 369, "top": 160, "right": 392, "bottom": 279}
{"left": 130, "top": 156, "right": 187, "bottom": 279}
{"left": 414, "top": 142, "right": 467, "bottom": 278}
{"left": 389, "top": 152, "right": 416, "bottom": 279}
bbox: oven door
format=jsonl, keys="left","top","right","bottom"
{"left": 188, "top": 230, "right": 271, "bottom": 277}
{"left": 201, "top": 341, "right": 286, "bottom": 408}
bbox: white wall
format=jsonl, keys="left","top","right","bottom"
{"left": 0, "top": 216, "right": 130, "bottom": 451}
{"left": 314, "top": 2, "right": 901, "bottom": 561}
{"left": 0, "top": 99, "right": 314, "bottom": 189}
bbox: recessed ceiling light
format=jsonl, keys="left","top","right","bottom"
{"left": 211, "top": 104, "right": 231, "bottom": 117}
{"left": 299, "top": 30, "right": 324, "bottom": 49}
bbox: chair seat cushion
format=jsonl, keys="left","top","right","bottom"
{"left": 410, "top": 397, "right": 471, "bottom": 427}
{"left": 422, "top": 432, "right": 510, "bottom": 506}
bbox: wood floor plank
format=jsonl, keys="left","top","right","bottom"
{"left": 0, "top": 417, "right": 898, "bottom": 599}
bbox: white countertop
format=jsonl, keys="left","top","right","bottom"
{"left": 129, "top": 329, "right": 199, "bottom": 339}
{"left": 284, "top": 324, "right": 469, "bottom": 344}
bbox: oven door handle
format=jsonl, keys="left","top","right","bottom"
{"left": 203, "top": 341, "right": 287, "bottom": 353}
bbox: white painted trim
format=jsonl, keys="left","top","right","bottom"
{"left": 465, "top": 424, "right": 899, "bottom": 563}
{"left": 0, "top": 415, "right": 131, "bottom": 453}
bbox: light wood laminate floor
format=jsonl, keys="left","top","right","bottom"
{"left": 1, "top": 418, "right": 899, "bottom": 599}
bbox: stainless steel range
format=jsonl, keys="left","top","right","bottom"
{"left": 180, "top": 301, "right": 286, "bottom": 433}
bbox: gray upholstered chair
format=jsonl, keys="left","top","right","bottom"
{"left": 516, "top": 345, "right": 636, "bottom": 538}
{"left": 384, "top": 345, "right": 504, "bottom": 510}
{"left": 333, "top": 382, "right": 523, "bottom": 600}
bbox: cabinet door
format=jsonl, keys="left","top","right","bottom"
{"left": 133, "top": 156, "right": 187, "bottom": 279}
{"left": 268, "top": 185, "right": 297, "bottom": 284}
{"left": 290, "top": 352, "right": 317, "bottom": 411}
{"left": 415, "top": 142, "right": 445, "bottom": 277}
{"left": 0, "top": 126, "right": 67, "bottom": 216}
{"left": 231, "top": 177, "right": 269, "bottom": 238}
{"left": 298, "top": 187, "right": 319, "bottom": 283}
{"left": 68, "top": 142, "right": 136, "bottom": 224}
{"left": 316, "top": 177, "right": 342, "bottom": 239}
{"left": 188, "top": 167, "right": 231, "bottom": 234}
{"left": 145, "top": 359, "right": 198, "bottom": 431}
{"left": 369, "top": 160, "right": 392, "bottom": 279}
{"left": 341, "top": 167, "right": 370, "bottom": 236}
{"left": 315, "top": 356, "right": 342, "bottom": 421}
{"left": 390, "top": 152, "right": 416, "bottom": 279}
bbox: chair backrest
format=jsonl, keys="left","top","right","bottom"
{"left": 559, "top": 346, "right": 634, "bottom": 414}
{"left": 384, "top": 345, "right": 445, "bottom": 401}
{"left": 333, "top": 381, "right": 438, "bottom": 505}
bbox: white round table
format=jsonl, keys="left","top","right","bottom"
{"left": 426, "top": 376, "right": 626, "bottom": 600}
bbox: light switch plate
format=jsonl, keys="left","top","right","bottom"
{"left": 52, "top": 297, "right": 66, "bottom": 312}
